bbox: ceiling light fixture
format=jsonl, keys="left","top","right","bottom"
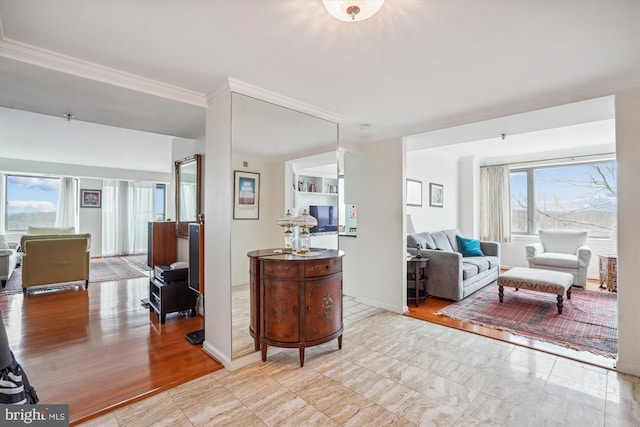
{"left": 323, "top": 0, "right": 384, "bottom": 22}
{"left": 63, "top": 113, "right": 74, "bottom": 121}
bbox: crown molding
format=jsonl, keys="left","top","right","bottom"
{"left": 0, "top": 37, "right": 207, "bottom": 107}
{"left": 206, "top": 78, "right": 343, "bottom": 124}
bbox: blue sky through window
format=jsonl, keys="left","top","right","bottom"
{"left": 5, "top": 175, "right": 60, "bottom": 231}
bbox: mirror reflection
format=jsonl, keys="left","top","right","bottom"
{"left": 230, "top": 93, "right": 339, "bottom": 358}
{"left": 175, "top": 154, "right": 201, "bottom": 238}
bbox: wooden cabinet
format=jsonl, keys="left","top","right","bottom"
{"left": 248, "top": 249, "right": 344, "bottom": 367}
{"left": 149, "top": 277, "right": 197, "bottom": 324}
{"left": 147, "top": 221, "right": 176, "bottom": 268}
{"left": 407, "top": 258, "right": 428, "bottom": 307}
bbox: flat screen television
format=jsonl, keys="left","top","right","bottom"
{"left": 309, "top": 205, "right": 338, "bottom": 234}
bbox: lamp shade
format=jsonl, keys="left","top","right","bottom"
{"left": 323, "top": 0, "right": 384, "bottom": 22}
{"left": 292, "top": 209, "right": 318, "bottom": 229}
{"left": 277, "top": 209, "right": 294, "bottom": 227}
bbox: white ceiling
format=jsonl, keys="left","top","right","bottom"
{"left": 0, "top": 0, "right": 638, "bottom": 145}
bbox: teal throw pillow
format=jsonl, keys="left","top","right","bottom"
{"left": 456, "top": 235, "right": 484, "bottom": 257}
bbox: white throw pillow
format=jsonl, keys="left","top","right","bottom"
{"left": 0, "top": 235, "right": 8, "bottom": 249}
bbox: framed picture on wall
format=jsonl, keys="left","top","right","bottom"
{"left": 233, "top": 171, "right": 260, "bottom": 219}
{"left": 80, "top": 189, "right": 102, "bottom": 208}
{"left": 429, "top": 183, "right": 444, "bottom": 207}
{"left": 406, "top": 179, "right": 422, "bottom": 206}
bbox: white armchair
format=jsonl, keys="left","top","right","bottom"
{"left": 525, "top": 229, "right": 592, "bottom": 287}
{"left": 0, "top": 236, "right": 18, "bottom": 288}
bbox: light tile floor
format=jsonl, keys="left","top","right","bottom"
{"left": 81, "top": 309, "right": 639, "bottom": 426}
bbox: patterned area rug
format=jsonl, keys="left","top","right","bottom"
{"left": 1, "top": 256, "right": 150, "bottom": 295}
{"left": 436, "top": 284, "right": 618, "bottom": 358}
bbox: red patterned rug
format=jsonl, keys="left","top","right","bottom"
{"left": 436, "top": 284, "right": 617, "bottom": 358}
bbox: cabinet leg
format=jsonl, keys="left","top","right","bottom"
{"left": 261, "top": 344, "right": 268, "bottom": 362}
{"left": 190, "top": 307, "right": 197, "bottom": 317}
{"left": 299, "top": 348, "right": 305, "bottom": 367}
{"left": 85, "top": 280, "right": 89, "bottom": 290}
{"left": 253, "top": 337, "right": 260, "bottom": 352}
{"left": 160, "top": 314, "right": 166, "bottom": 324}
{"left": 338, "top": 335, "right": 343, "bottom": 350}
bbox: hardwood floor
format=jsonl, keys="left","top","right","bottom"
{"left": 0, "top": 277, "right": 222, "bottom": 425}
{"left": 405, "top": 277, "right": 617, "bottom": 370}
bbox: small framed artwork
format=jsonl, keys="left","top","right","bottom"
{"left": 233, "top": 171, "right": 260, "bottom": 219}
{"left": 406, "top": 179, "right": 422, "bottom": 206}
{"left": 430, "top": 183, "right": 444, "bottom": 207}
{"left": 80, "top": 189, "right": 102, "bottom": 208}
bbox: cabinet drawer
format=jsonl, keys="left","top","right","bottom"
{"left": 263, "top": 260, "right": 300, "bottom": 279}
{"left": 305, "top": 258, "right": 341, "bottom": 278}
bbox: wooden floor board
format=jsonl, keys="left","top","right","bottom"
{"left": 0, "top": 277, "right": 222, "bottom": 425}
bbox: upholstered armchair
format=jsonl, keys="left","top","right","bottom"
{"left": 525, "top": 229, "right": 592, "bottom": 287}
{"left": 0, "top": 236, "right": 18, "bottom": 288}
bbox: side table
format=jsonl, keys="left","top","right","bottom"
{"left": 407, "top": 257, "right": 429, "bottom": 307}
{"left": 598, "top": 254, "right": 617, "bottom": 292}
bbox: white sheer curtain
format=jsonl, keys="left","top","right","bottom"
{"left": 179, "top": 182, "right": 197, "bottom": 221}
{"left": 102, "top": 180, "right": 156, "bottom": 256}
{"left": 102, "top": 180, "right": 155, "bottom": 256}
{"left": 55, "top": 177, "right": 78, "bottom": 229}
{"left": 480, "top": 165, "right": 512, "bottom": 243}
{"left": 128, "top": 181, "right": 155, "bottom": 254}
{"left": 102, "top": 180, "right": 128, "bottom": 256}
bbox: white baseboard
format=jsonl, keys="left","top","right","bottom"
{"left": 615, "top": 359, "right": 640, "bottom": 377}
{"left": 353, "top": 296, "right": 403, "bottom": 314}
{"left": 202, "top": 341, "right": 231, "bottom": 370}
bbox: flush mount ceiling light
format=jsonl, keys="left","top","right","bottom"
{"left": 323, "top": 0, "right": 384, "bottom": 22}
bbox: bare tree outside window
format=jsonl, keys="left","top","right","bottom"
{"left": 510, "top": 161, "right": 617, "bottom": 238}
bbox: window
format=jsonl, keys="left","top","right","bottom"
{"left": 155, "top": 183, "right": 166, "bottom": 221}
{"left": 5, "top": 175, "right": 60, "bottom": 232}
{"left": 510, "top": 160, "right": 617, "bottom": 237}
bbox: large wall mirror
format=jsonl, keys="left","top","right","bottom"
{"left": 230, "top": 92, "right": 339, "bottom": 359}
{"left": 175, "top": 154, "right": 202, "bottom": 238}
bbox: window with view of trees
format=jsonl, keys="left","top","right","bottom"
{"left": 510, "top": 160, "right": 617, "bottom": 238}
{"left": 5, "top": 175, "right": 61, "bottom": 231}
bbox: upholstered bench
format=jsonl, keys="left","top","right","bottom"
{"left": 498, "top": 267, "right": 573, "bottom": 314}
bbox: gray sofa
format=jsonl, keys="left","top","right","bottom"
{"left": 407, "top": 229, "right": 500, "bottom": 301}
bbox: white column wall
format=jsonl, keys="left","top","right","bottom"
{"left": 352, "top": 138, "right": 405, "bottom": 313}
{"left": 458, "top": 156, "right": 480, "bottom": 238}
{"left": 202, "top": 92, "right": 233, "bottom": 369}
{"left": 615, "top": 87, "right": 640, "bottom": 376}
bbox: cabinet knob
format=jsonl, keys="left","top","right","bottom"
{"left": 306, "top": 306, "right": 311, "bottom": 312}
{"left": 293, "top": 306, "right": 297, "bottom": 313}
{"left": 325, "top": 265, "right": 330, "bottom": 269}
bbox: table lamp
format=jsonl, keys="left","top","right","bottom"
{"left": 292, "top": 209, "right": 318, "bottom": 254}
{"left": 276, "top": 210, "right": 295, "bottom": 252}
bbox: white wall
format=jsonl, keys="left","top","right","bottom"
{"left": 0, "top": 107, "right": 172, "bottom": 173}
{"left": 614, "top": 87, "right": 640, "bottom": 376}
{"left": 78, "top": 178, "right": 103, "bottom": 257}
{"left": 405, "top": 147, "right": 459, "bottom": 233}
